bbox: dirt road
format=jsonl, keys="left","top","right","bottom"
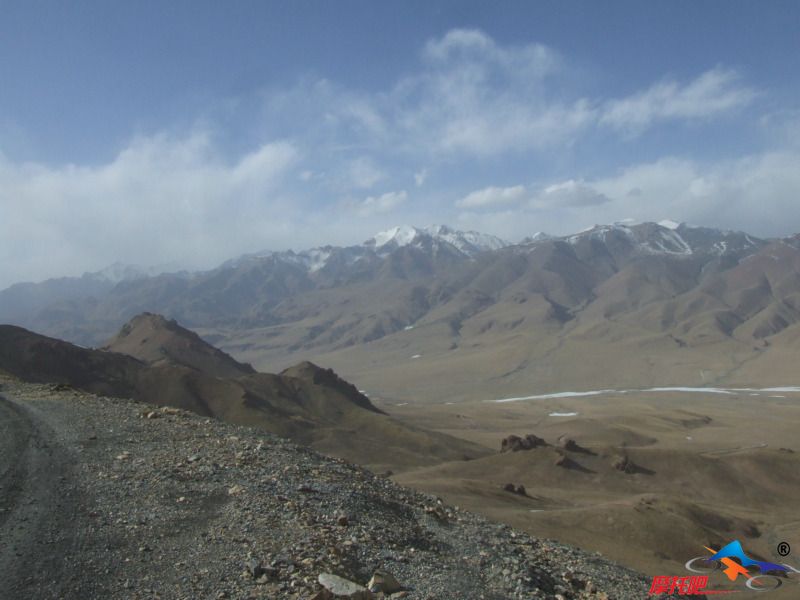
{"left": 0, "top": 393, "right": 97, "bottom": 599}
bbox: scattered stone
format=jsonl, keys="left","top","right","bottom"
{"left": 367, "top": 569, "right": 402, "bottom": 594}
{"left": 424, "top": 505, "right": 448, "bottom": 520}
{"left": 245, "top": 558, "right": 264, "bottom": 579}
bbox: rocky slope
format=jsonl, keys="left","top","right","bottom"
{"left": 0, "top": 375, "right": 658, "bottom": 600}
{"left": 0, "top": 318, "right": 488, "bottom": 471}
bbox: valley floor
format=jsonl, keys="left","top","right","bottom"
{"left": 383, "top": 388, "right": 800, "bottom": 599}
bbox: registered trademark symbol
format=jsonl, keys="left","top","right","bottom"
{"left": 777, "top": 542, "right": 791, "bottom": 557}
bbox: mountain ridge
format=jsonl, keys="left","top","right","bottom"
{"left": 3, "top": 220, "right": 799, "bottom": 399}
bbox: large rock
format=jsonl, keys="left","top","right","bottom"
{"left": 612, "top": 454, "right": 634, "bottom": 473}
{"left": 500, "top": 434, "right": 548, "bottom": 452}
{"left": 557, "top": 436, "right": 580, "bottom": 452}
{"left": 556, "top": 435, "right": 594, "bottom": 454}
{"left": 318, "top": 573, "right": 373, "bottom": 599}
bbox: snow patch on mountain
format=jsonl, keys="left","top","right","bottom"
{"left": 368, "top": 225, "right": 510, "bottom": 256}
{"left": 372, "top": 225, "right": 420, "bottom": 248}
{"left": 658, "top": 219, "right": 682, "bottom": 230}
{"left": 566, "top": 223, "right": 694, "bottom": 256}
{"left": 302, "top": 249, "right": 333, "bottom": 273}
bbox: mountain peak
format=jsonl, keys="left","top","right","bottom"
{"left": 280, "top": 361, "right": 384, "bottom": 414}
{"left": 657, "top": 219, "right": 682, "bottom": 230}
{"left": 105, "top": 312, "right": 255, "bottom": 378}
{"left": 371, "top": 225, "right": 422, "bottom": 248}
{"left": 367, "top": 224, "right": 510, "bottom": 256}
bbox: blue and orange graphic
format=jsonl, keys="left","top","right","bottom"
{"left": 705, "top": 540, "right": 787, "bottom": 581}
{"left": 649, "top": 539, "right": 794, "bottom": 595}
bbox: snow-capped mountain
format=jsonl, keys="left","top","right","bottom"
{"left": 365, "top": 225, "right": 510, "bottom": 256}
{"left": 0, "top": 219, "right": 787, "bottom": 349}
{"left": 221, "top": 247, "right": 337, "bottom": 273}
{"left": 520, "top": 231, "right": 552, "bottom": 244}
{"left": 224, "top": 225, "right": 511, "bottom": 274}
{"left": 551, "top": 221, "right": 764, "bottom": 258}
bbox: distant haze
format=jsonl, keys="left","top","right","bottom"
{"left": 1, "top": 3, "right": 800, "bottom": 289}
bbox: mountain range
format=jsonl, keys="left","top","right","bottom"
{"left": 2, "top": 220, "right": 800, "bottom": 401}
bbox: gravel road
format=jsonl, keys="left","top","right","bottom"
{"left": 0, "top": 392, "right": 104, "bottom": 599}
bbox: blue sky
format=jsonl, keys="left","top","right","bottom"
{"left": 1, "top": 1, "right": 800, "bottom": 287}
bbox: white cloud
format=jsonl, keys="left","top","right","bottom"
{"left": 347, "top": 157, "right": 384, "bottom": 189}
{"left": 355, "top": 190, "right": 408, "bottom": 217}
{"left": 600, "top": 67, "right": 756, "bottom": 134}
{"left": 515, "top": 152, "right": 800, "bottom": 237}
{"left": 406, "top": 30, "right": 587, "bottom": 155}
{"left": 253, "top": 31, "right": 760, "bottom": 168}
{"left": 457, "top": 185, "right": 527, "bottom": 208}
{"left": 423, "top": 29, "right": 495, "bottom": 61}
{"left": 0, "top": 29, "right": 792, "bottom": 289}
{"left": 0, "top": 132, "right": 299, "bottom": 288}
{"left": 263, "top": 29, "right": 589, "bottom": 159}
{"left": 422, "top": 28, "right": 559, "bottom": 80}
{"left": 532, "top": 180, "right": 611, "bottom": 208}
{"left": 759, "top": 109, "right": 800, "bottom": 149}
{"left": 266, "top": 32, "right": 758, "bottom": 163}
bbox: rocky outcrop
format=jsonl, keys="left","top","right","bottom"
{"left": 612, "top": 454, "right": 635, "bottom": 473}
{"left": 557, "top": 436, "right": 595, "bottom": 455}
{"left": 501, "top": 433, "right": 548, "bottom": 452}
{"left": 503, "top": 483, "right": 528, "bottom": 496}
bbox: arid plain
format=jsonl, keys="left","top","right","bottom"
{"left": 383, "top": 388, "right": 800, "bottom": 591}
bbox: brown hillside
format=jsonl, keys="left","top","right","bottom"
{"left": 0, "top": 318, "right": 488, "bottom": 472}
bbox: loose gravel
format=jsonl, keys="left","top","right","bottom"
{"left": 0, "top": 377, "right": 665, "bottom": 599}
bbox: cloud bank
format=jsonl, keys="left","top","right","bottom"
{"left": 0, "top": 28, "right": 793, "bottom": 289}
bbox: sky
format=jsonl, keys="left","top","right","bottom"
{"left": 1, "top": 0, "right": 800, "bottom": 288}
